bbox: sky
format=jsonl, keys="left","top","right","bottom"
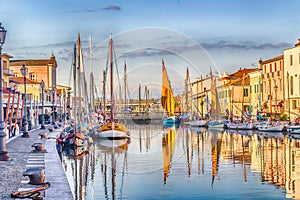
{"left": 1, "top": 0, "right": 300, "bottom": 98}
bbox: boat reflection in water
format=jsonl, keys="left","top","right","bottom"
{"left": 60, "top": 125, "right": 300, "bottom": 199}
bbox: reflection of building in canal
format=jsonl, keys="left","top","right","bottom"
{"left": 220, "top": 131, "right": 300, "bottom": 199}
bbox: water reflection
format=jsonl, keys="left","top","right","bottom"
{"left": 59, "top": 125, "right": 300, "bottom": 199}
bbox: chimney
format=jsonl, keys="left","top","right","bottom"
{"left": 295, "top": 38, "right": 300, "bottom": 47}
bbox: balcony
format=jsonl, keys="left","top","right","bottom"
{"left": 3, "top": 68, "right": 15, "bottom": 76}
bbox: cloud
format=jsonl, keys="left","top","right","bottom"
{"left": 66, "top": 9, "right": 95, "bottom": 14}
{"left": 102, "top": 4, "right": 121, "bottom": 11}
{"left": 201, "top": 40, "right": 292, "bottom": 50}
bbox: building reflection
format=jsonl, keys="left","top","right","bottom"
{"left": 59, "top": 125, "right": 300, "bottom": 199}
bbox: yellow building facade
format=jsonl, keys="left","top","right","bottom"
{"left": 284, "top": 39, "right": 300, "bottom": 120}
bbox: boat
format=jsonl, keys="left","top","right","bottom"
{"left": 207, "top": 68, "right": 224, "bottom": 130}
{"left": 285, "top": 124, "right": 300, "bottom": 133}
{"left": 285, "top": 117, "right": 300, "bottom": 133}
{"left": 95, "top": 33, "right": 130, "bottom": 139}
{"left": 257, "top": 121, "right": 284, "bottom": 132}
{"left": 190, "top": 119, "right": 208, "bottom": 127}
{"left": 57, "top": 34, "right": 90, "bottom": 147}
{"left": 161, "top": 59, "right": 178, "bottom": 125}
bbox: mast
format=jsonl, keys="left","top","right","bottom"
{"left": 89, "top": 35, "right": 95, "bottom": 113}
{"left": 138, "top": 84, "right": 141, "bottom": 112}
{"left": 103, "top": 70, "right": 106, "bottom": 120}
{"left": 73, "top": 43, "right": 77, "bottom": 131}
{"left": 185, "top": 68, "right": 189, "bottom": 114}
{"left": 124, "top": 61, "right": 127, "bottom": 109}
{"left": 77, "top": 33, "right": 82, "bottom": 123}
{"left": 241, "top": 73, "right": 245, "bottom": 122}
{"left": 109, "top": 33, "right": 114, "bottom": 122}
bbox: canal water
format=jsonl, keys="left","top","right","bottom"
{"left": 59, "top": 124, "right": 300, "bottom": 199}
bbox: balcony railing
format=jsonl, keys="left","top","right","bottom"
{"left": 3, "top": 68, "right": 14, "bottom": 76}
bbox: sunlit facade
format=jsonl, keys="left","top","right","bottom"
{"left": 284, "top": 39, "right": 300, "bottom": 120}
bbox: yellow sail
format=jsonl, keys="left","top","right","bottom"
{"left": 162, "top": 128, "right": 175, "bottom": 184}
{"left": 162, "top": 59, "right": 175, "bottom": 116}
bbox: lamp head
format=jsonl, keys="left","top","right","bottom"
{"left": 40, "top": 80, "right": 45, "bottom": 89}
{"left": 20, "top": 64, "right": 28, "bottom": 77}
{"left": 0, "top": 23, "right": 7, "bottom": 46}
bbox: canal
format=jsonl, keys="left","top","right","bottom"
{"left": 59, "top": 125, "right": 300, "bottom": 199}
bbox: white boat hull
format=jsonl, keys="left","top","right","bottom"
{"left": 227, "top": 122, "right": 254, "bottom": 130}
{"left": 190, "top": 120, "right": 208, "bottom": 127}
{"left": 285, "top": 124, "right": 300, "bottom": 134}
{"left": 207, "top": 121, "right": 224, "bottom": 129}
{"left": 95, "top": 129, "right": 130, "bottom": 139}
{"left": 257, "top": 124, "right": 284, "bottom": 132}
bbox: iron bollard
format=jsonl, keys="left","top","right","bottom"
{"left": 38, "top": 132, "right": 47, "bottom": 139}
{"left": 48, "top": 127, "right": 54, "bottom": 132}
{"left": 23, "top": 168, "right": 45, "bottom": 185}
{"left": 31, "top": 143, "right": 47, "bottom": 153}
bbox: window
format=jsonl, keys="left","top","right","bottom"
{"left": 290, "top": 55, "right": 293, "bottom": 65}
{"left": 270, "top": 63, "right": 272, "bottom": 72}
{"left": 293, "top": 100, "right": 297, "bottom": 109}
{"left": 264, "top": 65, "right": 266, "bottom": 73}
{"left": 244, "top": 88, "right": 248, "bottom": 97}
{"left": 291, "top": 76, "right": 293, "bottom": 95}
{"left": 274, "top": 62, "right": 277, "bottom": 71}
{"left": 279, "top": 79, "right": 282, "bottom": 92}
{"left": 29, "top": 73, "right": 36, "bottom": 81}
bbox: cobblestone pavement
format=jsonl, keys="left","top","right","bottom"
{"left": 0, "top": 125, "right": 73, "bottom": 200}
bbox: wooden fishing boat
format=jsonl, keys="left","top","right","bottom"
{"left": 95, "top": 33, "right": 130, "bottom": 139}
{"left": 161, "top": 59, "right": 178, "bottom": 126}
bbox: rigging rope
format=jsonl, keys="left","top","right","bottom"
{"left": 11, "top": 182, "right": 50, "bottom": 199}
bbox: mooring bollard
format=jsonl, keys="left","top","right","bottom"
{"left": 23, "top": 168, "right": 45, "bottom": 185}
{"left": 48, "top": 127, "right": 54, "bottom": 132}
{"left": 38, "top": 132, "right": 47, "bottom": 139}
{"left": 31, "top": 143, "right": 47, "bottom": 153}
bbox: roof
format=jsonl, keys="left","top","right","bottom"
{"left": 9, "top": 54, "right": 57, "bottom": 67}
{"left": 230, "top": 68, "right": 257, "bottom": 78}
{"left": 259, "top": 55, "right": 283, "bottom": 65}
{"left": 9, "top": 77, "right": 39, "bottom": 84}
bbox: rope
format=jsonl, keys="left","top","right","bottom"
{"left": 11, "top": 182, "right": 50, "bottom": 198}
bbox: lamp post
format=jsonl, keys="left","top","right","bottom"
{"left": 20, "top": 64, "right": 29, "bottom": 138}
{"left": 0, "top": 23, "right": 10, "bottom": 161}
{"left": 274, "top": 85, "right": 278, "bottom": 117}
{"left": 52, "top": 87, "right": 56, "bottom": 125}
{"left": 40, "top": 80, "right": 45, "bottom": 129}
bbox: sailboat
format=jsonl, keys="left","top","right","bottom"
{"left": 161, "top": 59, "right": 178, "bottom": 126}
{"left": 207, "top": 69, "right": 224, "bottom": 129}
{"left": 95, "top": 33, "right": 130, "bottom": 139}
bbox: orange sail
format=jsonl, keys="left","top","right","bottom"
{"left": 161, "top": 59, "right": 175, "bottom": 116}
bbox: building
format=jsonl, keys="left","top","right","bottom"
{"left": 218, "top": 68, "right": 257, "bottom": 119}
{"left": 1, "top": 53, "right": 14, "bottom": 87}
{"left": 284, "top": 39, "right": 300, "bottom": 120}
{"left": 9, "top": 54, "right": 57, "bottom": 90}
{"left": 248, "top": 68, "right": 262, "bottom": 117}
{"left": 260, "top": 55, "right": 284, "bottom": 117}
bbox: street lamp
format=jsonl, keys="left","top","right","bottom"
{"left": 20, "top": 64, "right": 29, "bottom": 138}
{"left": 40, "top": 80, "right": 45, "bottom": 129}
{"left": 274, "top": 85, "right": 278, "bottom": 115}
{"left": 0, "top": 23, "right": 10, "bottom": 161}
{"left": 51, "top": 87, "right": 56, "bottom": 125}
